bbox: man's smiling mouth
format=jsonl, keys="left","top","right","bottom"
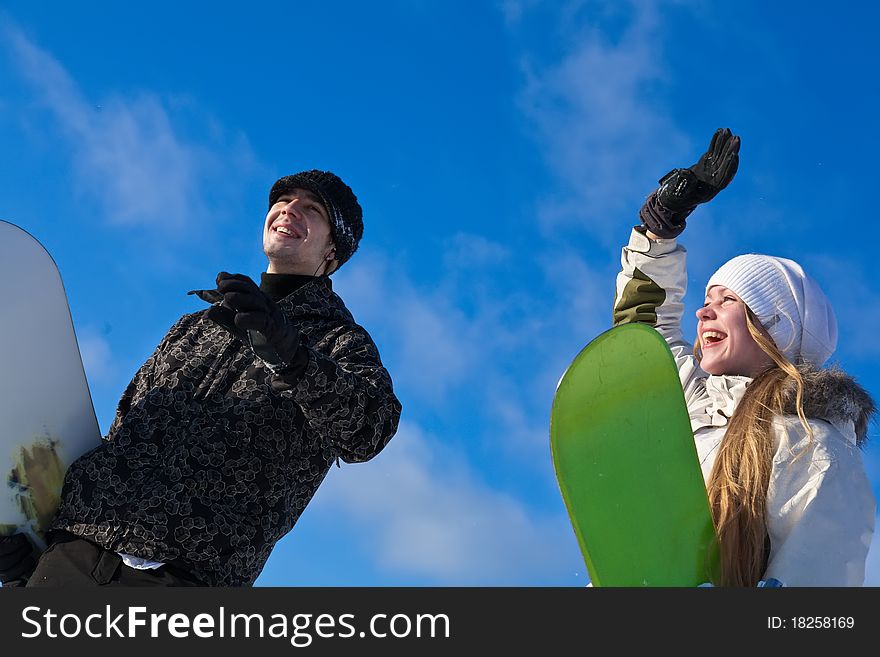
{"left": 273, "top": 224, "right": 303, "bottom": 239}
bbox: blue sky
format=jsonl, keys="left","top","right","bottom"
{"left": 1, "top": 0, "right": 878, "bottom": 586}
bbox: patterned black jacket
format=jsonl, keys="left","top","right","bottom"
{"left": 51, "top": 278, "right": 401, "bottom": 585}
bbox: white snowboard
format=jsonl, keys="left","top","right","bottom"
{"left": 0, "top": 220, "right": 101, "bottom": 550}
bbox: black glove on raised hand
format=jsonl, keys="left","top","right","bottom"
{"left": 640, "top": 127, "right": 741, "bottom": 238}
{"left": 0, "top": 533, "right": 37, "bottom": 586}
{"left": 208, "top": 272, "right": 306, "bottom": 377}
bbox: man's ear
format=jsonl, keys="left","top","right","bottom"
{"left": 323, "top": 244, "right": 338, "bottom": 274}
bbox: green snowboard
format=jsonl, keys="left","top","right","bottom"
{"left": 550, "top": 324, "right": 719, "bottom": 586}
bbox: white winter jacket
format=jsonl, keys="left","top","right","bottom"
{"left": 613, "top": 227, "right": 875, "bottom": 586}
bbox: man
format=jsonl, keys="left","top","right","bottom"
{"left": 0, "top": 170, "right": 401, "bottom": 586}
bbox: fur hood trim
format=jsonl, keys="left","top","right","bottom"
{"left": 782, "top": 365, "right": 875, "bottom": 446}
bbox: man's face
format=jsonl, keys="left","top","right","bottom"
{"left": 263, "top": 188, "right": 336, "bottom": 275}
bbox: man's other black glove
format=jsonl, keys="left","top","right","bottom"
{"left": 213, "top": 272, "right": 306, "bottom": 376}
{"left": 640, "top": 127, "right": 741, "bottom": 238}
{"left": 0, "top": 533, "right": 37, "bottom": 586}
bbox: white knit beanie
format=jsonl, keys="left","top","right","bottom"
{"left": 706, "top": 254, "right": 837, "bottom": 368}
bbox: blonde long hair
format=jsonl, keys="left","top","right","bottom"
{"left": 696, "top": 307, "right": 813, "bottom": 586}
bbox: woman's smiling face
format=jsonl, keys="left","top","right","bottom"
{"left": 695, "top": 286, "right": 774, "bottom": 377}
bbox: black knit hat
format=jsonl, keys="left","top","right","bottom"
{"left": 268, "top": 170, "right": 363, "bottom": 271}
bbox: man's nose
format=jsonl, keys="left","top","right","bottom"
{"left": 281, "top": 199, "right": 302, "bottom": 217}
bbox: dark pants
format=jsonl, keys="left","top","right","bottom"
{"left": 26, "top": 532, "right": 203, "bottom": 587}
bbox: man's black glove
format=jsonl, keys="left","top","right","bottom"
{"left": 640, "top": 127, "right": 741, "bottom": 238}
{"left": 207, "top": 272, "right": 306, "bottom": 377}
{"left": 0, "top": 533, "right": 37, "bottom": 586}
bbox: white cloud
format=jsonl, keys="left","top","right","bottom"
{"left": 516, "top": 1, "right": 689, "bottom": 243}
{"left": 314, "top": 421, "right": 583, "bottom": 584}
{"left": 806, "top": 255, "right": 880, "bottom": 361}
{"left": 335, "top": 251, "right": 515, "bottom": 403}
{"left": 539, "top": 248, "right": 612, "bottom": 340}
{"left": 498, "top": 0, "right": 542, "bottom": 27}
{"left": 864, "top": 516, "right": 880, "bottom": 586}
{"left": 485, "top": 389, "right": 551, "bottom": 452}
{"left": 473, "top": 249, "right": 613, "bottom": 465}
{"left": 2, "top": 18, "right": 259, "bottom": 231}
{"left": 442, "top": 232, "right": 512, "bottom": 271}
{"left": 77, "top": 330, "right": 113, "bottom": 382}
{"left": 336, "top": 231, "right": 614, "bottom": 468}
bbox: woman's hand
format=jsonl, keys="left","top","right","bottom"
{"left": 639, "top": 128, "right": 741, "bottom": 239}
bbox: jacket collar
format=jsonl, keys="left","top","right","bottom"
{"left": 276, "top": 276, "right": 354, "bottom": 325}
{"left": 701, "top": 365, "right": 874, "bottom": 446}
{"left": 704, "top": 374, "right": 751, "bottom": 427}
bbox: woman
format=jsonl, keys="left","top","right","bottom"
{"left": 613, "top": 128, "right": 876, "bottom": 586}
